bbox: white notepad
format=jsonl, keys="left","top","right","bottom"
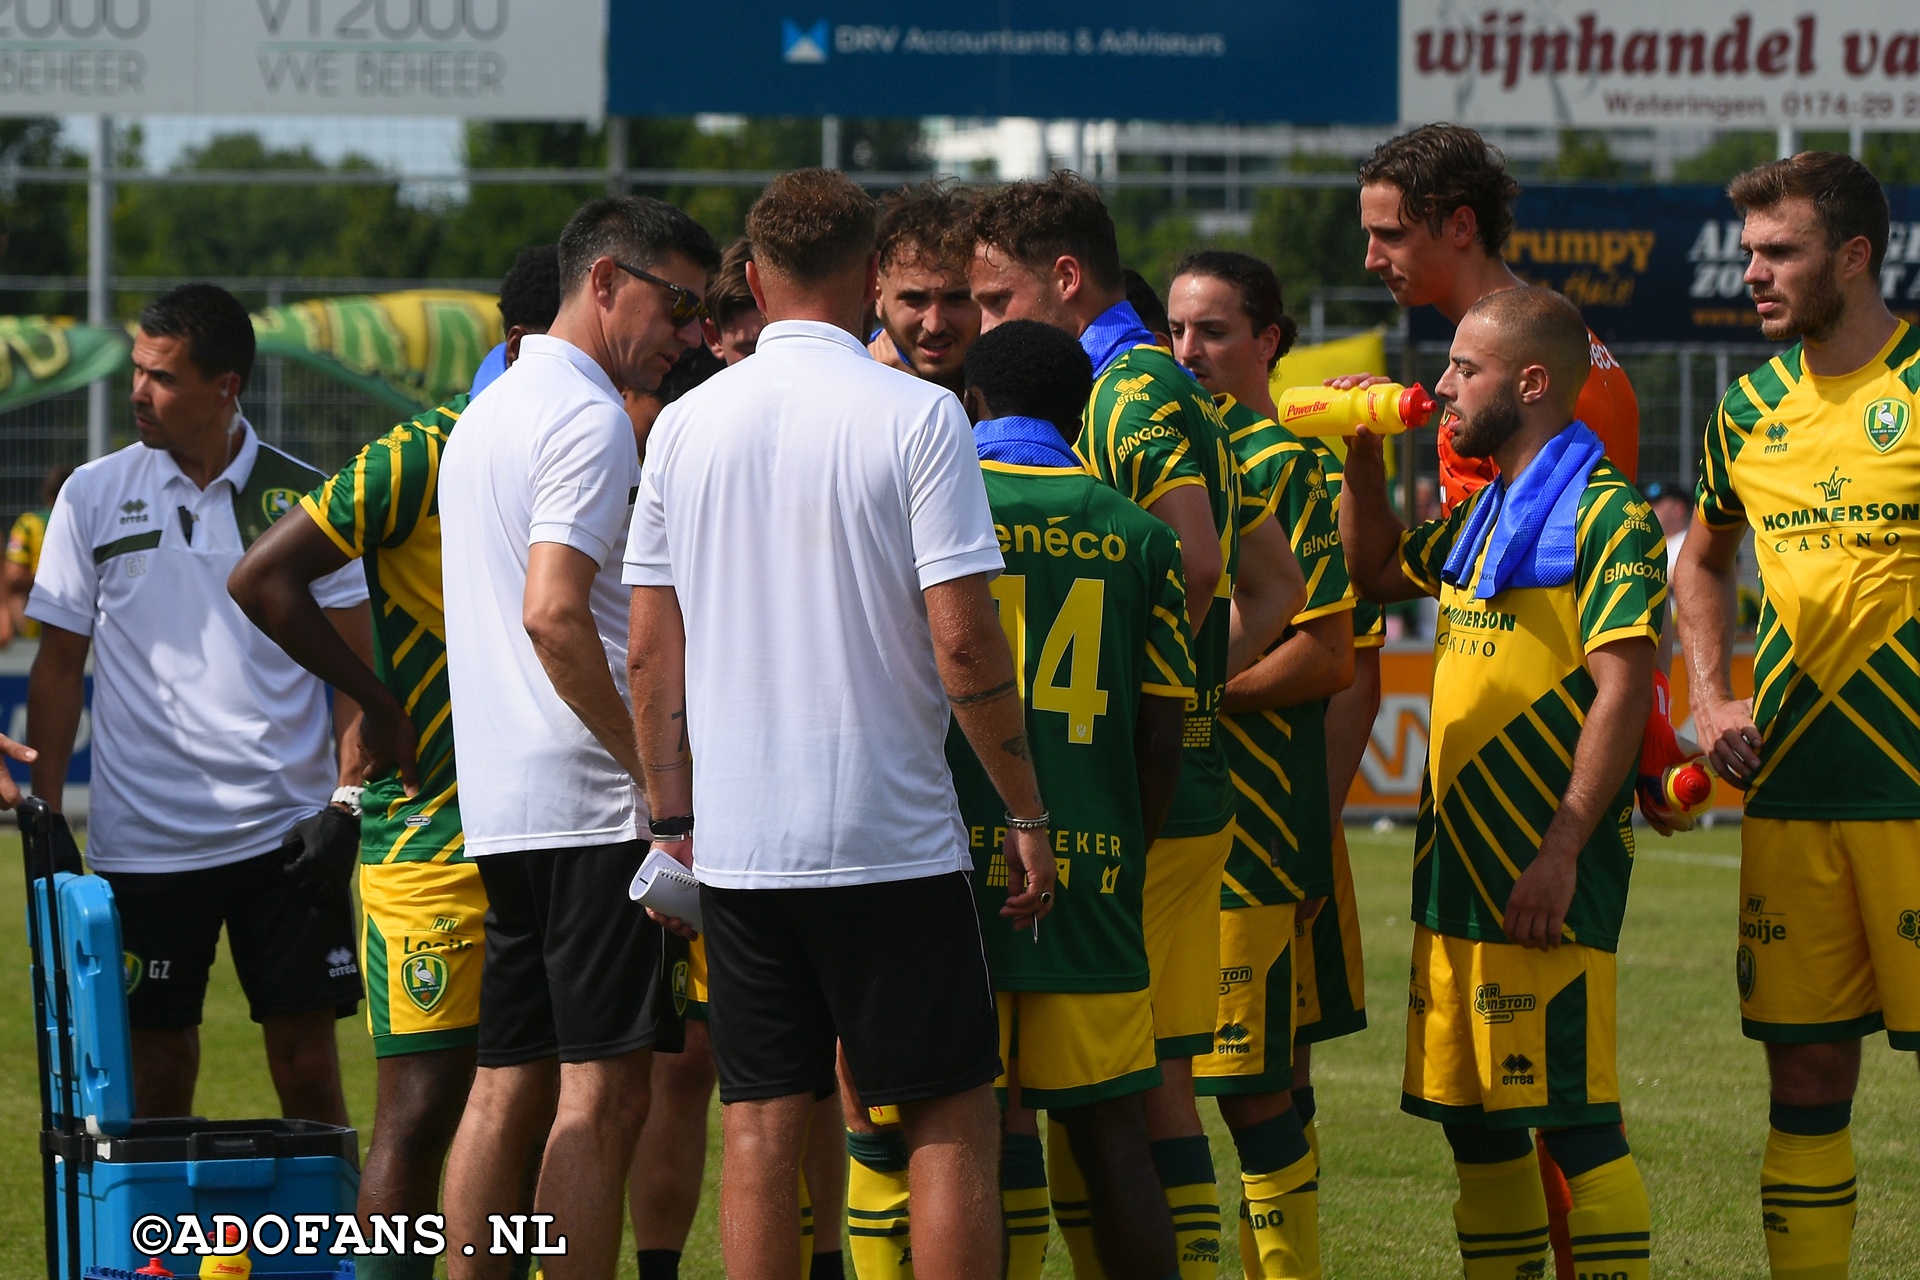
{"left": 628, "top": 846, "right": 704, "bottom": 932}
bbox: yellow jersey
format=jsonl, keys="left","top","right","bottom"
{"left": 1402, "top": 460, "right": 1666, "bottom": 950}
{"left": 1698, "top": 321, "right": 1920, "bottom": 820}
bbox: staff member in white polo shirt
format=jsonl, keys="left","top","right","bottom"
{"left": 26, "top": 283, "right": 372, "bottom": 1125}
{"left": 626, "top": 168, "right": 1052, "bottom": 1280}
{"left": 437, "top": 195, "right": 718, "bottom": 1280}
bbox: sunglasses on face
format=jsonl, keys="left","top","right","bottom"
{"left": 615, "top": 260, "right": 709, "bottom": 326}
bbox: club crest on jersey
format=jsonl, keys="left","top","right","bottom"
{"left": 123, "top": 951, "right": 142, "bottom": 994}
{"left": 1737, "top": 944, "right": 1757, "bottom": 1001}
{"left": 1865, "top": 397, "right": 1909, "bottom": 453}
{"left": 261, "top": 487, "right": 301, "bottom": 522}
{"left": 403, "top": 953, "right": 448, "bottom": 1011}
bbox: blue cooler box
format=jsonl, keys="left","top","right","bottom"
{"left": 34, "top": 869, "right": 360, "bottom": 1277}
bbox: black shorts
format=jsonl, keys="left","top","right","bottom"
{"left": 102, "top": 845, "right": 362, "bottom": 1030}
{"left": 473, "top": 841, "right": 681, "bottom": 1067}
{"left": 701, "top": 870, "right": 1000, "bottom": 1107}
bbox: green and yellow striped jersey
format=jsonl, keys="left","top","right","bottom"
{"left": 301, "top": 395, "right": 466, "bottom": 865}
{"left": 1697, "top": 322, "right": 1920, "bottom": 819}
{"left": 8, "top": 507, "right": 49, "bottom": 637}
{"left": 1216, "top": 397, "right": 1355, "bottom": 909}
{"left": 1315, "top": 441, "right": 1386, "bottom": 648}
{"left": 951, "top": 461, "right": 1196, "bottom": 992}
{"left": 1077, "top": 343, "right": 1240, "bottom": 838}
{"left": 1400, "top": 459, "right": 1665, "bottom": 951}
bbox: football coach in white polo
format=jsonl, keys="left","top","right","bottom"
{"left": 27, "top": 283, "right": 372, "bottom": 1125}
{"left": 626, "top": 168, "right": 1054, "bottom": 1280}
{"left": 437, "top": 195, "right": 718, "bottom": 1280}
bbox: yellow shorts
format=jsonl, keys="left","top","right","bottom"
{"left": 359, "top": 859, "right": 485, "bottom": 1057}
{"left": 996, "top": 988, "right": 1160, "bottom": 1109}
{"left": 1402, "top": 926, "right": 1621, "bottom": 1130}
{"left": 1193, "top": 903, "right": 1295, "bottom": 1095}
{"left": 682, "top": 934, "right": 710, "bottom": 1023}
{"left": 1144, "top": 825, "right": 1233, "bottom": 1058}
{"left": 1740, "top": 817, "right": 1920, "bottom": 1050}
{"left": 1294, "top": 823, "right": 1368, "bottom": 1045}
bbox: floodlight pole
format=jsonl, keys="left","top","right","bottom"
{"left": 606, "top": 115, "right": 629, "bottom": 195}
{"left": 86, "top": 116, "right": 113, "bottom": 462}
{"left": 1776, "top": 122, "right": 1796, "bottom": 159}
{"left": 822, "top": 115, "right": 840, "bottom": 170}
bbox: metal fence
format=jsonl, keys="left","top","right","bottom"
{"left": 0, "top": 276, "right": 1786, "bottom": 536}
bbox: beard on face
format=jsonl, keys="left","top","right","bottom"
{"left": 1450, "top": 382, "right": 1524, "bottom": 459}
{"left": 1756, "top": 251, "right": 1846, "bottom": 343}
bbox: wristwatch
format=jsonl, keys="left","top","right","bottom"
{"left": 649, "top": 814, "right": 695, "bottom": 842}
{"left": 330, "top": 785, "right": 365, "bottom": 817}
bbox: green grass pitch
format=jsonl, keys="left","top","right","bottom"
{"left": 2, "top": 824, "right": 1913, "bottom": 1277}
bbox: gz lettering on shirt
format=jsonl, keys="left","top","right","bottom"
{"left": 437, "top": 334, "right": 646, "bottom": 856}
{"left": 26, "top": 420, "right": 368, "bottom": 873}
{"left": 624, "top": 320, "right": 1004, "bottom": 890}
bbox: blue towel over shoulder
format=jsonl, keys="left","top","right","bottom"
{"left": 1440, "top": 421, "right": 1605, "bottom": 600}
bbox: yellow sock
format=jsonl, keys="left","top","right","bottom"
{"left": 1564, "top": 1154, "right": 1651, "bottom": 1280}
{"left": 846, "top": 1129, "right": 914, "bottom": 1280}
{"left": 801, "top": 1169, "right": 816, "bottom": 1274}
{"left": 1452, "top": 1152, "right": 1550, "bottom": 1280}
{"left": 1762, "top": 1104, "right": 1856, "bottom": 1280}
{"left": 1001, "top": 1133, "right": 1049, "bottom": 1280}
{"left": 1047, "top": 1125, "right": 1105, "bottom": 1279}
{"left": 1151, "top": 1135, "right": 1221, "bottom": 1280}
{"left": 1231, "top": 1112, "right": 1320, "bottom": 1280}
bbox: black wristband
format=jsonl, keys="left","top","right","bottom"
{"left": 649, "top": 814, "right": 695, "bottom": 838}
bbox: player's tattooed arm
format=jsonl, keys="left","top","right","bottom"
{"left": 949, "top": 678, "right": 1018, "bottom": 708}
{"left": 925, "top": 572, "right": 1055, "bottom": 922}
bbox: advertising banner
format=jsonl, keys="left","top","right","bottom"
{"left": 611, "top": 0, "right": 1398, "bottom": 124}
{"left": 0, "top": 0, "right": 601, "bottom": 117}
{"left": 1402, "top": 1, "right": 1920, "bottom": 131}
{"left": 1409, "top": 183, "right": 1920, "bottom": 346}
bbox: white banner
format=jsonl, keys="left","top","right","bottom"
{"left": 1401, "top": 1, "right": 1920, "bottom": 130}
{"left": 0, "top": 0, "right": 603, "bottom": 117}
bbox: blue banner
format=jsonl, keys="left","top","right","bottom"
{"left": 1411, "top": 183, "right": 1920, "bottom": 346}
{"left": 0, "top": 673, "right": 90, "bottom": 787}
{"left": 608, "top": 1, "right": 1398, "bottom": 124}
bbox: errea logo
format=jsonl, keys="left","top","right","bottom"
{"left": 119, "top": 499, "right": 149, "bottom": 525}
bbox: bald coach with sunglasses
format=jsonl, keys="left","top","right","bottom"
{"left": 436, "top": 196, "right": 719, "bottom": 1280}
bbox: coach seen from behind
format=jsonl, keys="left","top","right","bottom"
{"left": 625, "top": 168, "right": 1051, "bottom": 1280}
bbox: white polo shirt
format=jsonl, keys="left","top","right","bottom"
{"left": 624, "top": 320, "right": 1004, "bottom": 890}
{"left": 27, "top": 420, "right": 368, "bottom": 873}
{"left": 438, "top": 334, "right": 644, "bottom": 856}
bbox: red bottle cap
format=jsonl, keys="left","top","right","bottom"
{"left": 1669, "top": 762, "right": 1714, "bottom": 809}
{"left": 1398, "top": 384, "right": 1437, "bottom": 428}
{"left": 135, "top": 1261, "right": 175, "bottom": 1278}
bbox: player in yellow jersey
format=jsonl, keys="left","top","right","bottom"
{"left": 1345, "top": 288, "right": 1661, "bottom": 1280}
{"left": 968, "top": 175, "right": 1306, "bottom": 1280}
{"left": 1169, "top": 250, "right": 1356, "bottom": 1280}
{"left": 1674, "top": 153, "right": 1920, "bottom": 1280}
{"left": 229, "top": 249, "right": 558, "bottom": 1280}
{"left": 4, "top": 465, "right": 70, "bottom": 645}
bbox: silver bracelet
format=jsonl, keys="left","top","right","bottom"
{"left": 1004, "top": 810, "right": 1050, "bottom": 831}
